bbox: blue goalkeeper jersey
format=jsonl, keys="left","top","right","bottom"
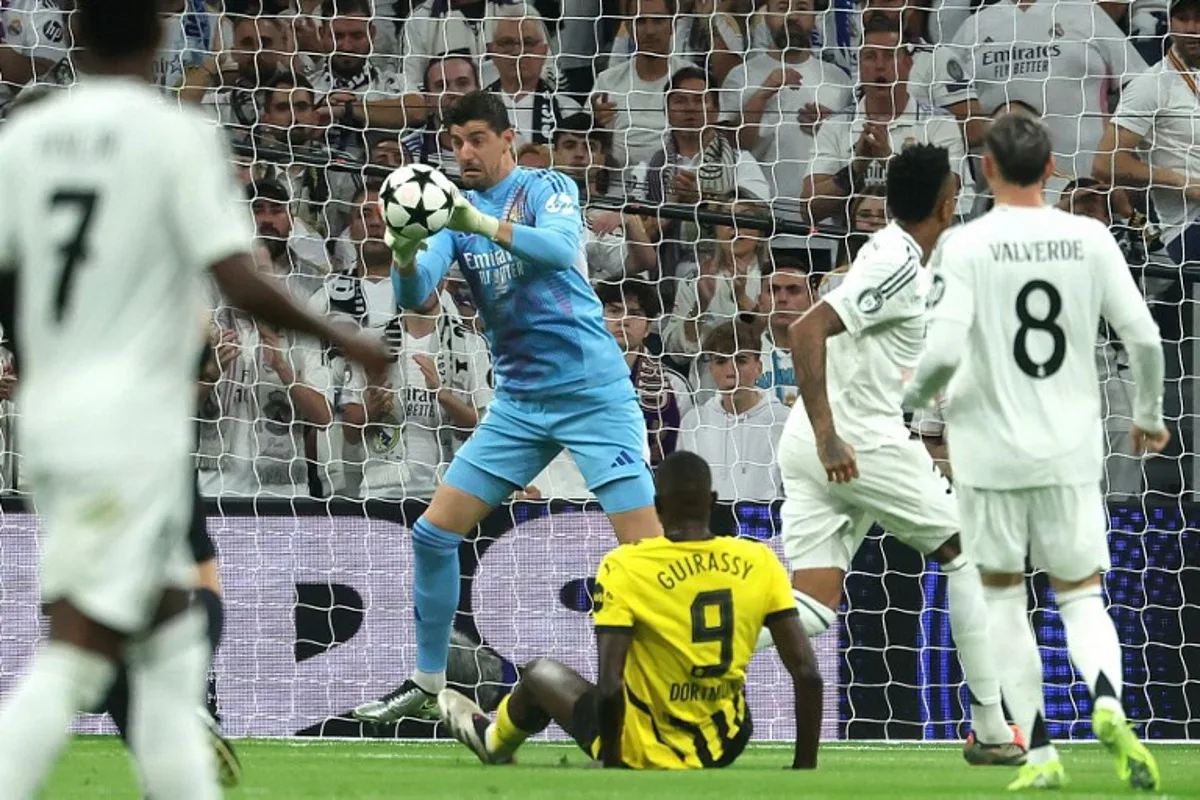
{"left": 393, "top": 166, "right": 628, "bottom": 398}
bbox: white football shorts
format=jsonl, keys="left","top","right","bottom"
{"left": 780, "top": 435, "right": 959, "bottom": 572}
{"left": 33, "top": 456, "right": 196, "bottom": 634}
{"left": 955, "top": 483, "right": 1111, "bottom": 582}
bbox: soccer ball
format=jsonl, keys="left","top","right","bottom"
{"left": 379, "top": 164, "right": 458, "bottom": 239}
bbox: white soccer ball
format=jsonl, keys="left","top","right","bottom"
{"left": 379, "top": 163, "right": 458, "bottom": 239}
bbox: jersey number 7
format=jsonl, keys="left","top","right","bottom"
{"left": 690, "top": 589, "right": 734, "bottom": 678}
{"left": 49, "top": 189, "right": 100, "bottom": 323}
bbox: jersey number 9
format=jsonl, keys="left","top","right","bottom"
{"left": 690, "top": 589, "right": 734, "bottom": 678}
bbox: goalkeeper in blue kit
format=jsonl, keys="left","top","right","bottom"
{"left": 353, "top": 92, "right": 663, "bottom": 724}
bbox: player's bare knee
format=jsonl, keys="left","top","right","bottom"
{"left": 928, "top": 534, "right": 962, "bottom": 564}
{"left": 789, "top": 568, "right": 843, "bottom": 611}
{"left": 194, "top": 559, "right": 221, "bottom": 595}
{"left": 424, "top": 484, "right": 493, "bottom": 535}
{"left": 1049, "top": 572, "right": 1102, "bottom": 594}
{"left": 608, "top": 506, "right": 662, "bottom": 544}
{"left": 980, "top": 571, "right": 1023, "bottom": 589}
{"left": 148, "top": 587, "right": 192, "bottom": 632}
{"left": 44, "top": 599, "right": 124, "bottom": 661}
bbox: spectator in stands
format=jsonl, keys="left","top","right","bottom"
{"left": 187, "top": 15, "right": 291, "bottom": 140}
{"left": 402, "top": 0, "right": 523, "bottom": 91}
{"left": 342, "top": 290, "right": 492, "bottom": 500}
{"left": 517, "top": 142, "right": 553, "bottom": 168}
{"left": 248, "top": 179, "right": 329, "bottom": 300}
{"left": 611, "top": 0, "right": 750, "bottom": 85}
{"left": 158, "top": 0, "right": 218, "bottom": 93}
{"left": 680, "top": 321, "right": 787, "bottom": 501}
{"left": 949, "top": 0, "right": 1146, "bottom": 183}
{"left": 661, "top": 203, "right": 764, "bottom": 363}
{"left": 642, "top": 66, "right": 771, "bottom": 283}
{"left": 0, "top": 0, "right": 69, "bottom": 115}
{"left": 197, "top": 301, "right": 337, "bottom": 499}
{"left": 484, "top": 4, "right": 582, "bottom": 146}
{"left": 1096, "top": 0, "right": 1200, "bottom": 266}
{"left": 365, "top": 134, "right": 409, "bottom": 191}
{"left": 312, "top": 0, "right": 425, "bottom": 157}
{"left": 597, "top": 281, "right": 694, "bottom": 465}
{"left": 316, "top": 188, "right": 401, "bottom": 330}
{"left": 721, "top": 0, "right": 855, "bottom": 212}
{"left": 804, "top": 14, "right": 967, "bottom": 225}
{"left": 643, "top": 66, "right": 770, "bottom": 208}
{"left": 255, "top": 71, "right": 359, "bottom": 238}
{"left": 592, "top": 0, "right": 693, "bottom": 169}
{"left": 551, "top": 114, "right": 657, "bottom": 280}
{"left": 404, "top": 51, "right": 480, "bottom": 180}
{"left": 755, "top": 263, "right": 813, "bottom": 407}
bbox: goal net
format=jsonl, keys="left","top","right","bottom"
{"left": 0, "top": 0, "right": 1196, "bottom": 743}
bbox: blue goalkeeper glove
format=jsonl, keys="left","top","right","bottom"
{"left": 384, "top": 227, "right": 427, "bottom": 270}
{"left": 446, "top": 193, "right": 501, "bottom": 240}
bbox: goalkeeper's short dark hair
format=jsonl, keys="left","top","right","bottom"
{"left": 886, "top": 143, "right": 952, "bottom": 224}
{"left": 986, "top": 113, "right": 1053, "bottom": 187}
{"left": 442, "top": 91, "right": 512, "bottom": 135}
{"left": 76, "top": 0, "right": 162, "bottom": 59}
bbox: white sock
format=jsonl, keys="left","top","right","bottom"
{"left": 413, "top": 670, "right": 446, "bottom": 695}
{"left": 986, "top": 584, "right": 1058, "bottom": 762}
{"left": 127, "top": 608, "right": 219, "bottom": 800}
{"left": 0, "top": 642, "right": 115, "bottom": 799}
{"left": 755, "top": 591, "right": 836, "bottom": 652}
{"left": 1056, "top": 586, "right": 1124, "bottom": 713}
{"left": 943, "top": 556, "right": 1011, "bottom": 744}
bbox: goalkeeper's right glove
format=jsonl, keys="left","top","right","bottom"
{"left": 384, "top": 227, "right": 427, "bottom": 270}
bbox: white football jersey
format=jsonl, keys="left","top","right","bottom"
{"left": 782, "top": 223, "right": 932, "bottom": 450}
{"left": 0, "top": 76, "right": 254, "bottom": 467}
{"left": 929, "top": 205, "right": 1158, "bottom": 489}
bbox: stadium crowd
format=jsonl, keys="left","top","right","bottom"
{"left": 0, "top": 0, "right": 1193, "bottom": 502}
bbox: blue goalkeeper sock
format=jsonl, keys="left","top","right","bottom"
{"left": 411, "top": 518, "right": 462, "bottom": 686}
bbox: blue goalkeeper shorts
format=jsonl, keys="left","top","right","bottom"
{"left": 444, "top": 378, "right": 654, "bottom": 513}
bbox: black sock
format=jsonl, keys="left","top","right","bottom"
{"left": 195, "top": 587, "right": 224, "bottom": 654}
{"left": 102, "top": 667, "right": 131, "bottom": 743}
{"left": 195, "top": 588, "right": 224, "bottom": 719}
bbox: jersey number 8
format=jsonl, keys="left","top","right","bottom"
{"left": 1013, "top": 279, "right": 1065, "bottom": 379}
{"left": 690, "top": 589, "right": 734, "bottom": 678}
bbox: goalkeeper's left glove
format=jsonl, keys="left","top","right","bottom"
{"left": 446, "top": 194, "right": 501, "bottom": 240}
{"left": 384, "top": 227, "right": 427, "bottom": 270}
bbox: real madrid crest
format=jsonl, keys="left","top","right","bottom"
{"left": 857, "top": 288, "right": 884, "bottom": 314}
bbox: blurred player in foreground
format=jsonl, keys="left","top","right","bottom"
{"left": 6, "top": 71, "right": 242, "bottom": 792}
{"left": 905, "top": 114, "right": 1166, "bottom": 791}
{"left": 438, "top": 450, "right": 823, "bottom": 769}
{"left": 354, "top": 91, "right": 662, "bottom": 724}
{"left": 778, "top": 144, "right": 1025, "bottom": 765}
{"left": 0, "top": 1, "right": 390, "bottom": 796}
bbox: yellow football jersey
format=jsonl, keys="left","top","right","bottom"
{"left": 592, "top": 535, "right": 796, "bottom": 769}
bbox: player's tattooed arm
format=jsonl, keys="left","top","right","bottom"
{"left": 788, "top": 302, "right": 858, "bottom": 483}
{"left": 595, "top": 628, "right": 633, "bottom": 768}
{"left": 767, "top": 612, "right": 823, "bottom": 769}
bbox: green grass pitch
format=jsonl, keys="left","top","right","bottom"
{"left": 44, "top": 737, "right": 1200, "bottom": 799}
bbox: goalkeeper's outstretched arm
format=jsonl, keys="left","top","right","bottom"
{"left": 447, "top": 174, "right": 584, "bottom": 273}
{"left": 767, "top": 611, "right": 823, "bottom": 770}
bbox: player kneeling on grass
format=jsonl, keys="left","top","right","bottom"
{"left": 439, "top": 451, "right": 823, "bottom": 769}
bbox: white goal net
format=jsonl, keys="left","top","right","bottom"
{"left": 0, "top": 0, "right": 1196, "bottom": 742}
